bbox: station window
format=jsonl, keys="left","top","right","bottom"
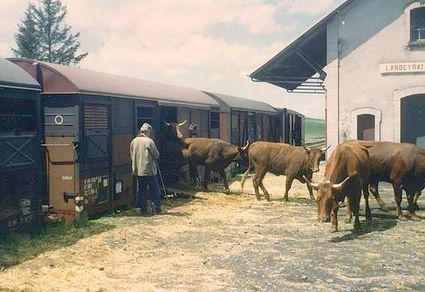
{"left": 410, "top": 7, "right": 425, "bottom": 42}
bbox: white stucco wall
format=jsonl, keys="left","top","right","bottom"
{"left": 324, "top": 0, "right": 425, "bottom": 146}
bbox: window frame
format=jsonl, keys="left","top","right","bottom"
{"left": 405, "top": 2, "right": 425, "bottom": 48}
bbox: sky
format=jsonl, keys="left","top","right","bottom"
{"left": 0, "top": 0, "right": 346, "bottom": 119}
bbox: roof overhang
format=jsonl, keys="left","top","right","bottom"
{"left": 250, "top": 0, "right": 355, "bottom": 94}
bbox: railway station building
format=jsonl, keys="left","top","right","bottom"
{"left": 251, "top": 0, "right": 425, "bottom": 150}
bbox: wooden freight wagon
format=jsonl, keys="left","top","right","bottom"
{"left": 279, "top": 108, "right": 305, "bottom": 146}
{"left": 204, "top": 92, "right": 280, "bottom": 145}
{"left": 0, "top": 58, "right": 44, "bottom": 234}
{"left": 10, "top": 59, "right": 220, "bottom": 224}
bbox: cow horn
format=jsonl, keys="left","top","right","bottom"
{"left": 178, "top": 120, "right": 187, "bottom": 127}
{"left": 332, "top": 177, "right": 350, "bottom": 191}
{"left": 241, "top": 140, "right": 250, "bottom": 151}
{"left": 303, "top": 175, "right": 319, "bottom": 190}
{"left": 163, "top": 119, "right": 170, "bottom": 126}
{"left": 320, "top": 145, "right": 331, "bottom": 152}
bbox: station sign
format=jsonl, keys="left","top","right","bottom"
{"left": 380, "top": 62, "right": 425, "bottom": 74}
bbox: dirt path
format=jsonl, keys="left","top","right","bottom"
{"left": 1, "top": 170, "right": 425, "bottom": 291}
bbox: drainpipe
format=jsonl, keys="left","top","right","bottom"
{"left": 336, "top": 10, "right": 341, "bottom": 144}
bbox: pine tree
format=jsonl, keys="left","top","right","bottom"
{"left": 13, "top": 0, "right": 88, "bottom": 65}
{"left": 12, "top": 4, "right": 40, "bottom": 59}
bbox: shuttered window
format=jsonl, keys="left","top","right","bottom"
{"left": 84, "top": 104, "right": 109, "bottom": 159}
{"left": 84, "top": 104, "right": 109, "bottom": 130}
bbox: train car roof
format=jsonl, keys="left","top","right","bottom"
{"left": 0, "top": 58, "right": 40, "bottom": 90}
{"left": 8, "top": 58, "right": 220, "bottom": 109}
{"left": 204, "top": 92, "right": 278, "bottom": 115}
{"left": 274, "top": 107, "right": 305, "bottom": 118}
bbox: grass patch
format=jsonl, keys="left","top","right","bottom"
{"left": 305, "top": 117, "right": 325, "bottom": 139}
{"left": 0, "top": 220, "right": 115, "bottom": 270}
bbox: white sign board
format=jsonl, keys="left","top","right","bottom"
{"left": 380, "top": 62, "right": 425, "bottom": 74}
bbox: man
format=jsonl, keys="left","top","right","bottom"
{"left": 130, "top": 123, "right": 161, "bottom": 215}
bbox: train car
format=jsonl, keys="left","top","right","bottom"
{"left": 277, "top": 108, "right": 305, "bottom": 146}
{"left": 204, "top": 92, "right": 279, "bottom": 145}
{"left": 10, "top": 58, "right": 220, "bottom": 224}
{"left": 0, "top": 58, "right": 44, "bottom": 234}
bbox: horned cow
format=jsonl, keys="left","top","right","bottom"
{"left": 240, "top": 141, "right": 328, "bottom": 201}
{"left": 356, "top": 141, "right": 425, "bottom": 219}
{"left": 305, "top": 142, "right": 371, "bottom": 232}
{"left": 162, "top": 120, "right": 248, "bottom": 191}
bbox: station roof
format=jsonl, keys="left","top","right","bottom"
{"left": 204, "top": 92, "right": 278, "bottom": 115}
{"left": 9, "top": 58, "right": 220, "bottom": 109}
{"left": 249, "top": 0, "right": 354, "bottom": 94}
{"left": 0, "top": 58, "right": 40, "bottom": 90}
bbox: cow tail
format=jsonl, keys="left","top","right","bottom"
{"left": 241, "top": 155, "right": 253, "bottom": 192}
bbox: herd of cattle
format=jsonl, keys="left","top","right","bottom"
{"left": 163, "top": 121, "right": 424, "bottom": 233}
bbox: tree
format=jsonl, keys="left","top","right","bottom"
{"left": 13, "top": 0, "right": 88, "bottom": 65}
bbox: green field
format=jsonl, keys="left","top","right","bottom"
{"left": 305, "top": 117, "right": 325, "bottom": 139}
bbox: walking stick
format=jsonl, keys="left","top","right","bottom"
{"left": 156, "top": 161, "right": 170, "bottom": 202}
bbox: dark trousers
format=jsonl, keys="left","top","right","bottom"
{"left": 137, "top": 175, "right": 161, "bottom": 213}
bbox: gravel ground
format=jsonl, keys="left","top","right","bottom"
{"left": 1, "top": 167, "right": 425, "bottom": 291}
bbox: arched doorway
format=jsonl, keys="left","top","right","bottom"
{"left": 357, "top": 114, "right": 375, "bottom": 141}
{"left": 401, "top": 94, "right": 425, "bottom": 146}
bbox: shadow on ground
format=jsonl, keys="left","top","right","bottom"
{"left": 330, "top": 208, "right": 399, "bottom": 242}
{"left": 0, "top": 221, "right": 115, "bottom": 270}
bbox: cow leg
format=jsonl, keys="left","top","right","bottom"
{"left": 189, "top": 164, "right": 200, "bottom": 186}
{"left": 344, "top": 195, "right": 352, "bottom": 223}
{"left": 404, "top": 184, "right": 418, "bottom": 219}
{"left": 406, "top": 192, "right": 418, "bottom": 219}
{"left": 253, "top": 167, "right": 267, "bottom": 200}
{"left": 257, "top": 169, "right": 270, "bottom": 201}
{"left": 370, "top": 182, "right": 386, "bottom": 211}
{"left": 351, "top": 192, "right": 361, "bottom": 232}
{"left": 413, "top": 191, "right": 421, "bottom": 211}
{"left": 363, "top": 182, "right": 372, "bottom": 222}
{"left": 393, "top": 183, "right": 404, "bottom": 219}
{"left": 300, "top": 173, "right": 315, "bottom": 200}
{"left": 202, "top": 167, "right": 211, "bottom": 191}
{"left": 283, "top": 176, "right": 295, "bottom": 201}
{"left": 219, "top": 169, "right": 230, "bottom": 193}
{"left": 331, "top": 201, "right": 339, "bottom": 233}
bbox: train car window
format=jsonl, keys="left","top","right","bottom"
{"left": 231, "top": 111, "right": 240, "bottom": 145}
{"left": 0, "top": 99, "right": 37, "bottom": 135}
{"left": 256, "top": 114, "right": 263, "bottom": 140}
{"left": 210, "top": 111, "right": 220, "bottom": 138}
{"left": 247, "top": 112, "right": 256, "bottom": 142}
{"left": 137, "top": 106, "right": 155, "bottom": 130}
{"left": 239, "top": 111, "right": 247, "bottom": 146}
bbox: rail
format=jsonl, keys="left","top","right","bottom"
{"left": 304, "top": 136, "right": 326, "bottom": 148}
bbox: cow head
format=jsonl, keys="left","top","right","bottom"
{"left": 303, "top": 145, "right": 330, "bottom": 173}
{"left": 163, "top": 119, "right": 187, "bottom": 140}
{"left": 304, "top": 176, "right": 350, "bottom": 222}
{"left": 236, "top": 141, "right": 250, "bottom": 161}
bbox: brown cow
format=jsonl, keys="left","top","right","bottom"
{"left": 305, "top": 142, "right": 371, "bottom": 232}
{"left": 355, "top": 141, "right": 425, "bottom": 219}
{"left": 162, "top": 120, "right": 248, "bottom": 191}
{"left": 240, "top": 141, "right": 328, "bottom": 201}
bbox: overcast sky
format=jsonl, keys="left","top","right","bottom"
{"left": 0, "top": 0, "right": 346, "bottom": 119}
